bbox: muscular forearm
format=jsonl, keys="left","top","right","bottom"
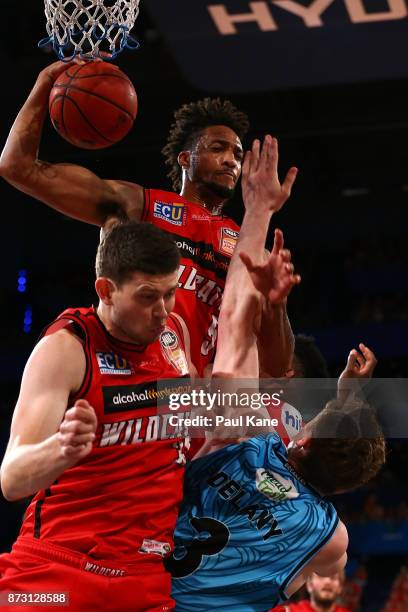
{"left": 232, "top": 209, "right": 294, "bottom": 377}
{"left": 0, "top": 74, "right": 51, "bottom": 179}
{"left": 222, "top": 210, "right": 272, "bottom": 328}
{"left": 213, "top": 209, "right": 269, "bottom": 377}
{"left": 258, "top": 299, "right": 294, "bottom": 377}
{"left": 1, "top": 434, "right": 73, "bottom": 501}
{"left": 222, "top": 208, "right": 272, "bottom": 314}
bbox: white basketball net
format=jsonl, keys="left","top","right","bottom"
{"left": 40, "top": 0, "right": 141, "bottom": 60}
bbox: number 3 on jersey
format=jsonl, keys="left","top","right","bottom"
{"left": 165, "top": 516, "right": 229, "bottom": 578}
{"left": 201, "top": 315, "right": 218, "bottom": 357}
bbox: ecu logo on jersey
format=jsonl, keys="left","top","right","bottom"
{"left": 153, "top": 201, "right": 187, "bottom": 226}
{"left": 96, "top": 351, "right": 133, "bottom": 375}
{"left": 219, "top": 227, "right": 239, "bottom": 256}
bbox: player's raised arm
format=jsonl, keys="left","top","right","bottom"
{"left": 0, "top": 330, "right": 96, "bottom": 501}
{"left": 214, "top": 136, "right": 299, "bottom": 378}
{"left": 0, "top": 61, "right": 144, "bottom": 227}
{"left": 239, "top": 136, "right": 299, "bottom": 376}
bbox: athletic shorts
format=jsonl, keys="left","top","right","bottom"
{"left": 0, "top": 537, "right": 174, "bottom": 611}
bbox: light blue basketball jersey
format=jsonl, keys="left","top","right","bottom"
{"left": 168, "top": 433, "right": 338, "bottom": 612}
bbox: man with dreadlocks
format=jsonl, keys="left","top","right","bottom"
{"left": 0, "top": 60, "right": 296, "bottom": 380}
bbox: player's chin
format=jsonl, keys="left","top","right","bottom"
{"left": 147, "top": 325, "right": 166, "bottom": 343}
{"left": 139, "top": 331, "right": 158, "bottom": 345}
{"left": 125, "top": 329, "right": 157, "bottom": 346}
{"left": 207, "top": 180, "right": 236, "bottom": 200}
{"left": 317, "top": 592, "right": 335, "bottom": 603}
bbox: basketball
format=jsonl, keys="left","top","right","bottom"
{"left": 49, "top": 62, "right": 138, "bottom": 149}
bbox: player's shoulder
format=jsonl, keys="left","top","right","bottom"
{"left": 36, "top": 326, "right": 85, "bottom": 354}
{"left": 233, "top": 433, "right": 284, "bottom": 459}
{"left": 102, "top": 179, "right": 144, "bottom": 222}
{"left": 322, "top": 520, "right": 348, "bottom": 558}
{"left": 145, "top": 187, "right": 185, "bottom": 206}
{"left": 251, "top": 431, "right": 287, "bottom": 456}
{"left": 24, "top": 327, "right": 86, "bottom": 394}
{"left": 232, "top": 434, "right": 288, "bottom": 473}
{"left": 309, "top": 520, "right": 348, "bottom": 572}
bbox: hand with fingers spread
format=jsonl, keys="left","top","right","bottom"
{"left": 58, "top": 399, "right": 97, "bottom": 462}
{"left": 239, "top": 228, "right": 301, "bottom": 304}
{"left": 241, "top": 134, "right": 298, "bottom": 214}
{"left": 337, "top": 343, "right": 377, "bottom": 404}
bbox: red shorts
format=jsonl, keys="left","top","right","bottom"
{"left": 0, "top": 537, "right": 174, "bottom": 611}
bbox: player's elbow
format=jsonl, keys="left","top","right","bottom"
{"left": 1, "top": 476, "right": 17, "bottom": 502}
{"left": 1, "top": 487, "right": 21, "bottom": 502}
{"left": 0, "top": 465, "right": 26, "bottom": 502}
{"left": 0, "top": 158, "right": 15, "bottom": 181}
{"left": 1, "top": 483, "right": 27, "bottom": 502}
{"left": 0, "top": 157, "right": 33, "bottom": 187}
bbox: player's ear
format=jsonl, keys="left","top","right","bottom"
{"left": 95, "top": 277, "right": 117, "bottom": 305}
{"left": 306, "top": 574, "right": 314, "bottom": 595}
{"left": 178, "top": 150, "right": 190, "bottom": 169}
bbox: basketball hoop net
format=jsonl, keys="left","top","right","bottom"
{"left": 39, "top": 0, "right": 140, "bottom": 61}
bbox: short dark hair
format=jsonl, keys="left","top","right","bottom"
{"left": 162, "top": 98, "right": 250, "bottom": 191}
{"left": 294, "top": 334, "right": 330, "bottom": 378}
{"left": 295, "top": 399, "right": 386, "bottom": 495}
{"left": 95, "top": 221, "right": 180, "bottom": 284}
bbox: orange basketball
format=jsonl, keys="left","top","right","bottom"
{"left": 49, "top": 62, "right": 138, "bottom": 149}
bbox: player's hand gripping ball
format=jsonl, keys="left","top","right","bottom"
{"left": 49, "top": 61, "right": 138, "bottom": 149}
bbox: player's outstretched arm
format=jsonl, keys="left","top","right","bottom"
{"left": 214, "top": 136, "right": 298, "bottom": 377}
{"left": 0, "top": 330, "right": 97, "bottom": 501}
{"left": 0, "top": 61, "right": 144, "bottom": 227}
{"left": 240, "top": 136, "right": 299, "bottom": 376}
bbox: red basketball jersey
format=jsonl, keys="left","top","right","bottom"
{"left": 271, "top": 602, "right": 350, "bottom": 612}
{"left": 20, "top": 307, "right": 190, "bottom": 564}
{"left": 143, "top": 189, "right": 240, "bottom": 376}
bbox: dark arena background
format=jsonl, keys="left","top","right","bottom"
{"left": 0, "top": 1, "right": 407, "bottom": 610}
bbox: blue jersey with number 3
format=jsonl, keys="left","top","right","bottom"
{"left": 168, "top": 434, "right": 338, "bottom": 611}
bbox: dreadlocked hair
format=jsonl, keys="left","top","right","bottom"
{"left": 297, "top": 398, "right": 386, "bottom": 496}
{"left": 162, "top": 98, "right": 250, "bottom": 191}
{"left": 294, "top": 334, "right": 330, "bottom": 378}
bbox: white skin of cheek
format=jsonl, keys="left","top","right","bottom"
{"left": 114, "top": 300, "right": 150, "bottom": 343}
